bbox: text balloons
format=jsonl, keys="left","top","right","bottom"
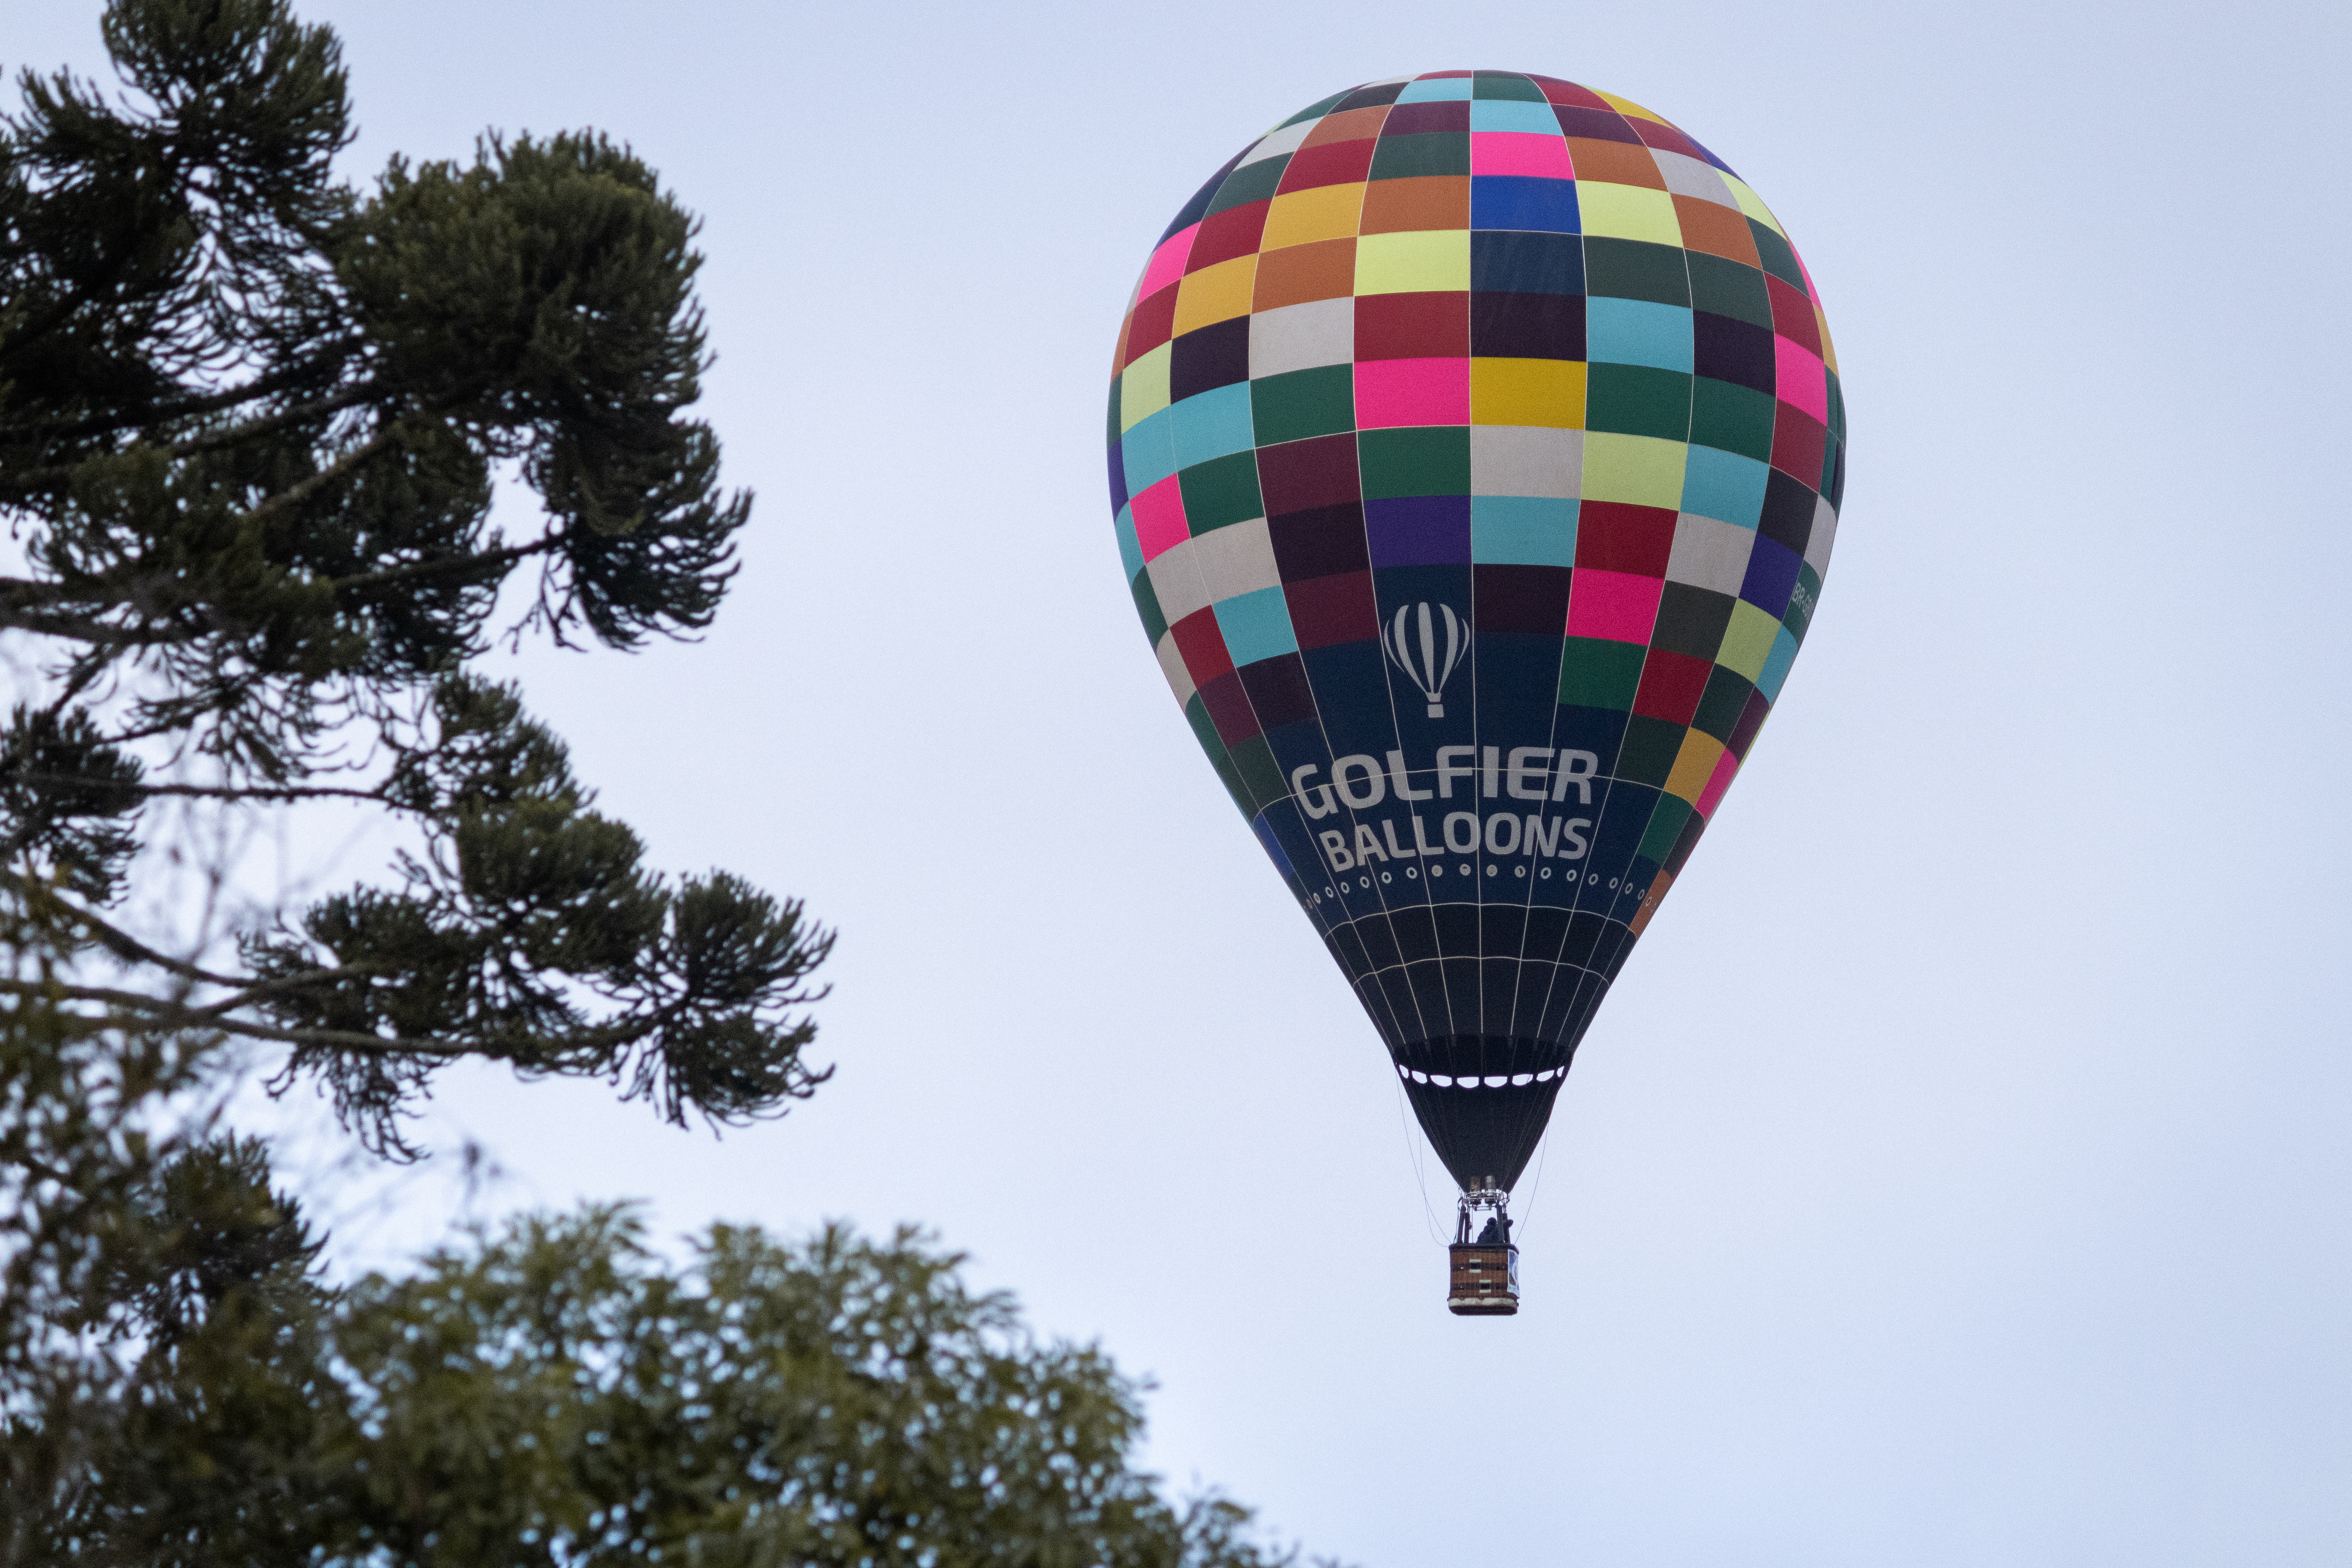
{"left": 1106, "top": 72, "right": 1842, "bottom": 1193}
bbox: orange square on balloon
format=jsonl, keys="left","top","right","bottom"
{"left": 1253, "top": 238, "right": 1357, "bottom": 310}
{"left": 1673, "top": 197, "right": 1759, "bottom": 265}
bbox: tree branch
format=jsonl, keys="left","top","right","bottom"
{"left": 324, "top": 532, "right": 560, "bottom": 595}
{"left": 0, "top": 333, "right": 369, "bottom": 449}
{"left": 236, "top": 426, "right": 397, "bottom": 528}
{"left": 0, "top": 975, "right": 469, "bottom": 1060}
{"left": 3, "top": 772, "right": 390, "bottom": 805}
{"left": 0, "top": 376, "right": 391, "bottom": 493}
{"left": 0, "top": 870, "right": 245, "bottom": 987}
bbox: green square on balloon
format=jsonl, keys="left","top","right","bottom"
{"left": 1132, "top": 570, "right": 1169, "bottom": 646}
{"left": 1231, "top": 732, "right": 1286, "bottom": 811}
{"left": 1685, "top": 252, "right": 1773, "bottom": 328}
{"left": 1689, "top": 377, "right": 1774, "bottom": 463}
{"left": 1586, "top": 365, "right": 1691, "bottom": 441}
{"left": 1557, "top": 637, "right": 1644, "bottom": 710}
{"left": 1583, "top": 238, "right": 1689, "bottom": 306}
{"left": 1638, "top": 793, "right": 1693, "bottom": 863}
{"left": 1252, "top": 366, "right": 1355, "bottom": 446}
{"left": 1614, "top": 714, "right": 1685, "bottom": 787}
{"left": 1785, "top": 560, "right": 1823, "bottom": 640}
{"left": 1691, "top": 665, "right": 1753, "bottom": 741}
{"left": 1748, "top": 221, "right": 1806, "bottom": 289}
{"left": 1180, "top": 452, "right": 1265, "bottom": 532}
{"left": 1359, "top": 426, "right": 1471, "bottom": 499}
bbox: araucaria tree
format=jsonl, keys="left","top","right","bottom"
{"left": 0, "top": 0, "right": 828, "bottom": 1151}
{"left": 0, "top": 5, "right": 1324, "bottom": 1564}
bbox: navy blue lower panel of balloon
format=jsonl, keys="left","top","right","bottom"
{"left": 1398, "top": 1049, "right": 1570, "bottom": 1191}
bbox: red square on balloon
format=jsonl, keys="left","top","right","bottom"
{"left": 1283, "top": 570, "right": 1379, "bottom": 649}
{"left": 1573, "top": 502, "right": 1675, "bottom": 577}
{"left": 1171, "top": 606, "right": 1235, "bottom": 686}
{"left": 1256, "top": 432, "right": 1361, "bottom": 516}
{"left": 1632, "top": 648, "right": 1711, "bottom": 724}
{"left": 1769, "top": 404, "right": 1826, "bottom": 484}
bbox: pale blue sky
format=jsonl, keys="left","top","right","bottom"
{"left": 12, "top": 0, "right": 2351, "bottom": 1562}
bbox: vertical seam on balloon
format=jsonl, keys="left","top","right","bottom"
{"left": 1492, "top": 69, "right": 1575, "bottom": 1173}
{"left": 1330, "top": 80, "right": 1451, "bottom": 1062}
{"left": 1252, "top": 85, "right": 1421, "bottom": 1059}
{"left": 1514, "top": 95, "right": 1683, "bottom": 1131}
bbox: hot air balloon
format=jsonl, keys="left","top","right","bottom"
{"left": 1106, "top": 71, "right": 1842, "bottom": 1314}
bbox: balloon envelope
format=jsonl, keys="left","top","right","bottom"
{"left": 1106, "top": 72, "right": 1843, "bottom": 1192}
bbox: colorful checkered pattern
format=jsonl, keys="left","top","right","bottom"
{"left": 1107, "top": 72, "right": 1843, "bottom": 1191}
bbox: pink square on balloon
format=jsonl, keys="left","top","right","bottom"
{"left": 1564, "top": 569, "right": 1663, "bottom": 643}
{"left": 1138, "top": 224, "right": 1198, "bottom": 301}
{"left": 1354, "top": 358, "right": 1470, "bottom": 428}
{"left": 1774, "top": 336, "right": 1828, "bottom": 423}
{"left": 1471, "top": 132, "right": 1574, "bottom": 179}
{"left": 1695, "top": 748, "right": 1740, "bottom": 818}
{"left": 1130, "top": 474, "right": 1191, "bottom": 562}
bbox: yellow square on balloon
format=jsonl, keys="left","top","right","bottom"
{"left": 1720, "top": 174, "right": 1786, "bottom": 236}
{"left": 1171, "top": 255, "right": 1259, "bottom": 336}
{"left": 1595, "top": 89, "right": 1669, "bottom": 123}
{"left": 1575, "top": 183, "right": 1682, "bottom": 246}
{"left": 1470, "top": 359, "right": 1585, "bottom": 428}
{"left": 1715, "top": 600, "right": 1782, "bottom": 682}
{"left": 1354, "top": 230, "right": 1471, "bottom": 295}
{"left": 1118, "top": 341, "right": 1171, "bottom": 432}
{"left": 1662, "top": 730, "right": 1726, "bottom": 804}
{"left": 1261, "top": 183, "right": 1366, "bottom": 250}
{"left": 1580, "top": 433, "right": 1686, "bottom": 508}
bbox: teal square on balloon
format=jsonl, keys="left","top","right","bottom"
{"left": 1472, "top": 497, "right": 1577, "bottom": 565}
{"left": 1586, "top": 299, "right": 1693, "bottom": 372}
{"left": 1114, "top": 503, "right": 1144, "bottom": 579}
{"left": 1679, "top": 446, "right": 1768, "bottom": 529}
{"left": 1171, "top": 384, "right": 1256, "bottom": 470}
{"left": 1470, "top": 99, "right": 1562, "bottom": 132}
{"left": 1757, "top": 623, "right": 1799, "bottom": 701}
{"left": 1396, "top": 77, "right": 1475, "bottom": 102}
{"left": 1214, "top": 585, "right": 1300, "bottom": 666}
{"left": 1121, "top": 407, "right": 1178, "bottom": 495}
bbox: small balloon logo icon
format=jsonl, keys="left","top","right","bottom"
{"left": 1383, "top": 602, "right": 1465, "bottom": 718}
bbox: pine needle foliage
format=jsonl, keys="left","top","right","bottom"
{"left": 0, "top": 0, "right": 832, "bottom": 1156}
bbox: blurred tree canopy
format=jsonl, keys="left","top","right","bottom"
{"left": 0, "top": 4, "right": 1327, "bottom": 1563}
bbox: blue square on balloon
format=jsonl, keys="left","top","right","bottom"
{"left": 1214, "top": 586, "right": 1301, "bottom": 666}
{"left": 1301, "top": 640, "right": 1398, "bottom": 759}
{"left": 1397, "top": 76, "right": 1475, "bottom": 102}
{"left": 1169, "top": 383, "right": 1256, "bottom": 470}
{"left": 1471, "top": 176, "right": 1580, "bottom": 234}
{"left": 1472, "top": 497, "right": 1578, "bottom": 566}
{"left": 1120, "top": 407, "right": 1178, "bottom": 495}
{"left": 1114, "top": 503, "right": 1143, "bottom": 580}
{"left": 1680, "top": 445, "right": 1768, "bottom": 528}
{"left": 1737, "top": 535, "right": 1802, "bottom": 618}
{"left": 1757, "top": 624, "right": 1799, "bottom": 701}
{"left": 1470, "top": 99, "right": 1564, "bottom": 133}
{"left": 1586, "top": 298, "right": 1693, "bottom": 372}
{"left": 1366, "top": 495, "right": 1471, "bottom": 566}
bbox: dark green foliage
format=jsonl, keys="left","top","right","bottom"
{"left": 0, "top": 928, "right": 1326, "bottom": 1564}
{"left": 0, "top": 0, "right": 828, "bottom": 1154}
{"left": 308, "top": 1211, "right": 1307, "bottom": 1568}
